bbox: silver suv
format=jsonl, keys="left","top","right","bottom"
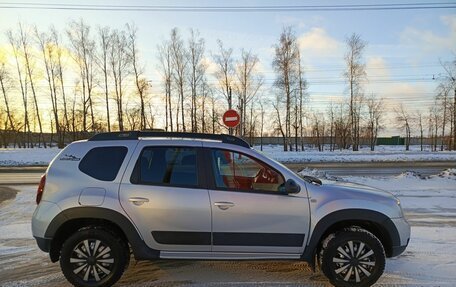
{"left": 32, "top": 131, "right": 410, "bottom": 287}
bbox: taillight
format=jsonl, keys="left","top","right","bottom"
{"left": 36, "top": 174, "right": 46, "bottom": 205}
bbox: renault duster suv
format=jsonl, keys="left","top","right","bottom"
{"left": 32, "top": 131, "right": 410, "bottom": 287}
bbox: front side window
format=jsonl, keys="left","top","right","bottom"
{"left": 135, "top": 147, "right": 198, "bottom": 187}
{"left": 211, "top": 149, "right": 284, "bottom": 193}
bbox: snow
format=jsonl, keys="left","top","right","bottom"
{"left": 0, "top": 224, "right": 32, "bottom": 240}
{"left": 1, "top": 145, "right": 456, "bottom": 166}
{"left": 257, "top": 144, "right": 456, "bottom": 163}
{"left": 0, "top": 148, "right": 60, "bottom": 166}
{"left": 1, "top": 172, "right": 456, "bottom": 285}
{"left": 302, "top": 169, "right": 456, "bottom": 285}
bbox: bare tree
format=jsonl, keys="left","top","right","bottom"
{"left": 395, "top": 104, "right": 412, "bottom": 151}
{"left": 0, "top": 60, "right": 14, "bottom": 132}
{"left": 169, "top": 28, "right": 188, "bottom": 132}
{"left": 213, "top": 40, "right": 235, "bottom": 134}
{"left": 416, "top": 110, "right": 425, "bottom": 151}
{"left": 199, "top": 79, "right": 212, "bottom": 133}
{"left": 334, "top": 102, "right": 351, "bottom": 150}
{"left": 35, "top": 26, "right": 64, "bottom": 147}
{"left": 97, "top": 26, "right": 112, "bottom": 131}
{"left": 438, "top": 58, "right": 455, "bottom": 150}
{"left": 51, "top": 27, "right": 70, "bottom": 139}
{"left": 7, "top": 29, "right": 31, "bottom": 147}
{"left": 67, "top": 19, "right": 96, "bottom": 132}
{"left": 19, "top": 23, "right": 45, "bottom": 147}
{"left": 296, "top": 49, "right": 308, "bottom": 151}
{"left": 366, "top": 95, "right": 383, "bottom": 151}
{"left": 109, "top": 28, "right": 130, "bottom": 131}
{"left": 234, "top": 49, "right": 263, "bottom": 137}
{"left": 429, "top": 102, "right": 440, "bottom": 151}
{"left": 344, "top": 33, "right": 367, "bottom": 151}
{"left": 311, "top": 112, "right": 325, "bottom": 152}
{"left": 435, "top": 83, "right": 450, "bottom": 150}
{"left": 187, "top": 29, "right": 206, "bottom": 132}
{"left": 157, "top": 39, "right": 174, "bottom": 131}
{"left": 127, "top": 23, "right": 149, "bottom": 130}
{"left": 327, "top": 103, "right": 335, "bottom": 151}
{"left": 272, "top": 26, "right": 299, "bottom": 151}
{"left": 259, "top": 101, "right": 265, "bottom": 151}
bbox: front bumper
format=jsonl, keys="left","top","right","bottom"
{"left": 390, "top": 239, "right": 409, "bottom": 257}
{"left": 34, "top": 236, "right": 51, "bottom": 252}
{"left": 389, "top": 217, "right": 411, "bottom": 257}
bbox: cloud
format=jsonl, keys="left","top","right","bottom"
{"left": 366, "top": 56, "right": 390, "bottom": 79}
{"left": 297, "top": 28, "right": 341, "bottom": 57}
{"left": 400, "top": 14, "right": 456, "bottom": 52}
{"left": 201, "top": 56, "right": 218, "bottom": 75}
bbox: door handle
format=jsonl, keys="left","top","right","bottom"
{"left": 214, "top": 201, "right": 235, "bottom": 210}
{"left": 128, "top": 197, "right": 149, "bottom": 206}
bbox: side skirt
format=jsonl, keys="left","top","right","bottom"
{"left": 159, "top": 251, "right": 302, "bottom": 260}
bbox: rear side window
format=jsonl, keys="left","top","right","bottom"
{"left": 132, "top": 147, "right": 198, "bottom": 187}
{"left": 79, "top": 146, "right": 128, "bottom": 181}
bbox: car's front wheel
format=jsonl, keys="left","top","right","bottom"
{"left": 320, "top": 228, "right": 386, "bottom": 287}
{"left": 60, "top": 227, "right": 129, "bottom": 287}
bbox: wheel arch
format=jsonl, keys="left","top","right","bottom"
{"left": 302, "top": 209, "right": 400, "bottom": 267}
{"left": 45, "top": 207, "right": 159, "bottom": 262}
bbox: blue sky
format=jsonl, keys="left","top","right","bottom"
{"left": 0, "top": 0, "right": 455, "bottom": 135}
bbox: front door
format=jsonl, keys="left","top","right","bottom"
{"left": 207, "top": 148, "right": 310, "bottom": 254}
{"left": 120, "top": 142, "right": 212, "bottom": 252}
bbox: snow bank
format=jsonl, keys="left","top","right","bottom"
{"left": 257, "top": 144, "right": 456, "bottom": 163}
{"left": 1, "top": 173, "right": 456, "bottom": 284}
{"left": 0, "top": 148, "right": 60, "bottom": 166}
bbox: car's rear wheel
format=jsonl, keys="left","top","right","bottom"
{"left": 320, "top": 228, "right": 385, "bottom": 287}
{"left": 60, "top": 227, "right": 129, "bottom": 287}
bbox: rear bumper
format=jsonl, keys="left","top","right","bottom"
{"left": 34, "top": 236, "right": 51, "bottom": 253}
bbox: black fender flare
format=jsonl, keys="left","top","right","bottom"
{"left": 302, "top": 209, "right": 400, "bottom": 263}
{"left": 45, "top": 206, "right": 159, "bottom": 260}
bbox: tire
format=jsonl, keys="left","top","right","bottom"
{"left": 60, "top": 227, "right": 129, "bottom": 287}
{"left": 320, "top": 228, "right": 386, "bottom": 287}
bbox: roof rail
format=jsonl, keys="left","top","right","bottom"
{"left": 88, "top": 131, "right": 251, "bottom": 148}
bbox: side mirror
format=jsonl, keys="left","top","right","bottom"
{"left": 284, "top": 178, "right": 301, "bottom": 194}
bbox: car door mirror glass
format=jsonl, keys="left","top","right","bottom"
{"left": 279, "top": 179, "right": 301, "bottom": 194}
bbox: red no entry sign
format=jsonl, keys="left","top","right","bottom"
{"left": 223, "top": 109, "right": 240, "bottom": 128}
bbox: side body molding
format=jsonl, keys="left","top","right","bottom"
{"left": 45, "top": 207, "right": 160, "bottom": 260}
{"left": 302, "top": 209, "right": 400, "bottom": 263}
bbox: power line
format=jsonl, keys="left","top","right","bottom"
{"left": 0, "top": 2, "right": 455, "bottom": 12}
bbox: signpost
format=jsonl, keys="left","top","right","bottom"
{"left": 223, "top": 109, "right": 240, "bottom": 129}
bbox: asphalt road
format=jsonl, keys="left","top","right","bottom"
{"left": 0, "top": 161, "right": 455, "bottom": 185}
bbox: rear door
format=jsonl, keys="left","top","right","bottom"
{"left": 206, "top": 147, "right": 310, "bottom": 254}
{"left": 119, "top": 141, "right": 212, "bottom": 252}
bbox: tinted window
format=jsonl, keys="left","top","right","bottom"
{"left": 79, "top": 146, "right": 128, "bottom": 181}
{"left": 211, "top": 149, "right": 284, "bottom": 193}
{"left": 136, "top": 147, "right": 198, "bottom": 187}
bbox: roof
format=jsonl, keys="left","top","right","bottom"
{"left": 88, "top": 131, "right": 251, "bottom": 148}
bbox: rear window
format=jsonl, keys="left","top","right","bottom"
{"left": 132, "top": 147, "right": 198, "bottom": 187}
{"left": 79, "top": 146, "right": 128, "bottom": 181}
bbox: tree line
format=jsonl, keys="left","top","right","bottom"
{"left": 0, "top": 20, "right": 455, "bottom": 151}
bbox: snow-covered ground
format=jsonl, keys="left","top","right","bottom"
{"left": 258, "top": 144, "right": 456, "bottom": 163}
{"left": 1, "top": 145, "right": 456, "bottom": 166}
{"left": 0, "top": 147, "right": 61, "bottom": 166}
{"left": 1, "top": 170, "right": 456, "bottom": 286}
